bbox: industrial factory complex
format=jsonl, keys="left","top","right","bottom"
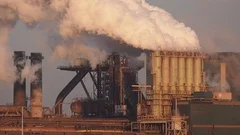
{"left": 0, "top": 50, "right": 240, "bottom": 135}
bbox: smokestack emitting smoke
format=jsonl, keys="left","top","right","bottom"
{"left": 21, "top": 64, "right": 42, "bottom": 82}
{"left": 13, "top": 51, "right": 27, "bottom": 106}
{"left": 0, "top": 0, "right": 200, "bottom": 82}
{"left": 29, "top": 53, "right": 43, "bottom": 118}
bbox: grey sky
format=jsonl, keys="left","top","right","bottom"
{"left": 147, "top": 0, "right": 240, "bottom": 52}
{"left": 1, "top": 0, "right": 239, "bottom": 115}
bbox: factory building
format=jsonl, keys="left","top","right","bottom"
{"left": 0, "top": 51, "right": 240, "bottom": 135}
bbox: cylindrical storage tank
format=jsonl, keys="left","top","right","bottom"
{"left": 193, "top": 53, "right": 202, "bottom": 92}
{"left": 30, "top": 53, "right": 43, "bottom": 118}
{"left": 146, "top": 52, "right": 153, "bottom": 86}
{"left": 13, "top": 51, "right": 27, "bottom": 106}
{"left": 178, "top": 53, "right": 185, "bottom": 93}
{"left": 162, "top": 52, "right": 170, "bottom": 93}
{"left": 70, "top": 100, "right": 82, "bottom": 114}
{"left": 185, "top": 54, "right": 194, "bottom": 93}
{"left": 162, "top": 52, "right": 171, "bottom": 118}
{"left": 152, "top": 51, "right": 161, "bottom": 117}
{"left": 170, "top": 53, "right": 178, "bottom": 94}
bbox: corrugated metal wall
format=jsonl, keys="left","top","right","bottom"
{"left": 179, "top": 101, "right": 240, "bottom": 135}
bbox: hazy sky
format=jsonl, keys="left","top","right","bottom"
{"left": 1, "top": 0, "right": 239, "bottom": 115}
{"left": 148, "top": 0, "right": 240, "bottom": 52}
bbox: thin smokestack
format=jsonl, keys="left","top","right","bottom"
{"left": 220, "top": 62, "right": 226, "bottom": 92}
{"left": 29, "top": 53, "right": 43, "bottom": 118}
{"left": 13, "top": 51, "right": 27, "bottom": 106}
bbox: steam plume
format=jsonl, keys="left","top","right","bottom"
{"left": 59, "top": 0, "right": 200, "bottom": 51}
{"left": 0, "top": 24, "right": 16, "bottom": 82}
{"left": 0, "top": 0, "right": 200, "bottom": 83}
{"left": 52, "top": 43, "right": 108, "bottom": 68}
{"left": 21, "top": 64, "right": 41, "bottom": 82}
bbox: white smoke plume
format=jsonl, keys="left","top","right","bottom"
{"left": 59, "top": 0, "right": 200, "bottom": 51}
{"left": 52, "top": 43, "right": 108, "bottom": 69}
{"left": 21, "top": 64, "right": 41, "bottom": 82}
{"left": 0, "top": 24, "right": 16, "bottom": 83}
{"left": 0, "top": 0, "right": 200, "bottom": 83}
{"left": 0, "top": 0, "right": 50, "bottom": 83}
{"left": 205, "top": 71, "right": 230, "bottom": 92}
{"left": 0, "top": 0, "right": 50, "bottom": 24}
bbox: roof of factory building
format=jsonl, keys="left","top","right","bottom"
{"left": 178, "top": 100, "right": 240, "bottom": 106}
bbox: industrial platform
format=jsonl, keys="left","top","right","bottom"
{"left": 1, "top": 51, "right": 240, "bottom": 135}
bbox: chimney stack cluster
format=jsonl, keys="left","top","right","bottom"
{"left": 13, "top": 51, "right": 43, "bottom": 118}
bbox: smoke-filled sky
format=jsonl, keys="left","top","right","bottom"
{"left": 0, "top": 0, "right": 239, "bottom": 115}
{"left": 148, "top": 0, "right": 240, "bottom": 52}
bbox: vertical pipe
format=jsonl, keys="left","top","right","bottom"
{"left": 155, "top": 51, "right": 161, "bottom": 117}
{"left": 21, "top": 106, "right": 23, "bottom": 135}
{"left": 146, "top": 52, "right": 153, "bottom": 86}
{"left": 162, "top": 52, "right": 170, "bottom": 118}
{"left": 13, "top": 51, "right": 27, "bottom": 106}
{"left": 178, "top": 53, "right": 185, "bottom": 93}
{"left": 152, "top": 51, "right": 161, "bottom": 117}
{"left": 220, "top": 63, "right": 226, "bottom": 92}
{"left": 162, "top": 52, "right": 169, "bottom": 92}
{"left": 30, "top": 53, "right": 43, "bottom": 118}
{"left": 193, "top": 53, "right": 202, "bottom": 92}
{"left": 119, "top": 66, "right": 124, "bottom": 105}
{"left": 97, "top": 67, "right": 102, "bottom": 100}
{"left": 170, "top": 53, "right": 178, "bottom": 94}
{"left": 151, "top": 52, "right": 156, "bottom": 116}
{"left": 185, "top": 54, "right": 193, "bottom": 93}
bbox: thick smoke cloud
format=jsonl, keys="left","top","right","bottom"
{"left": 59, "top": 0, "right": 200, "bottom": 51}
{"left": 0, "top": 24, "right": 16, "bottom": 82}
{"left": 0, "top": 0, "right": 49, "bottom": 83}
{"left": 52, "top": 43, "right": 108, "bottom": 68}
{"left": 21, "top": 64, "right": 41, "bottom": 82}
{"left": 0, "top": 0, "right": 200, "bottom": 83}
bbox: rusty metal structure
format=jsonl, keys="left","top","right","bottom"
{"left": 2, "top": 51, "right": 240, "bottom": 135}
{"left": 145, "top": 51, "right": 205, "bottom": 120}
{"left": 55, "top": 53, "right": 141, "bottom": 118}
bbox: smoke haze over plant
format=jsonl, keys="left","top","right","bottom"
{"left": 0, "top": 0, "right": 200, "bottom": 83}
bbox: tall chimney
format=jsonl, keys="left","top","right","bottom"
{"left": 29, "top": 53, "right": 43, "bottom": 118}
{"left": 220, "top": 63, "right": 226, "bottom": 92}
{"left": 13, "top": 51, "right": 27, "bottom": 106}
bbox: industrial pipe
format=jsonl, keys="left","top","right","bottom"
{"left": 170, "top": 53, "right": 178, "bottom": 94}
{"left": 146, "top": 52, "right": 153, "bottom": 86}
{"left": 220, "top": 63, "right": 226, "bottom": 92}
{"left": 193, "top": 53, "right": 202, "bottom": 92}
{"left": 152, "top": 51, "right": 161, "bottom": 117}
{"left": 185, "top": 54, "right": 193, "bottom": 93}
{"left": 55, "top": 71, "right": 88, "bottom": 115}
{"left": 13, "top": 51, "right": 27, "bottom": 106}
{"left": 162, "top": 52, "right": 170, "bottom": 93}
{"left": 178, "top": 53, "right": 185, "bottom": 93}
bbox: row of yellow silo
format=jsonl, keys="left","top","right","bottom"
{"left": 147, "top": 51, "right": 204, "bottom": 118}
{"left": 149, "top": 51, "right": 204, "bottom": 94}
